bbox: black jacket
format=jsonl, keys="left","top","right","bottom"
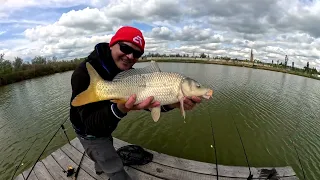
{"left": 69, "top": 42, "right": 174, "bottom": 137}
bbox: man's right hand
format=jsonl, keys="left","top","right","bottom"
{"left": 117, "top": 94, "right": 160, "bottom": 113}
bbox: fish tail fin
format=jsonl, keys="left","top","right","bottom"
{"left": 71, "top": 62, "right": 105, "bottom": 107}
{"left": 86, "top": 61, "right": 104, "bottom": 84}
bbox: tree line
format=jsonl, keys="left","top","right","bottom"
{"left": 145, "top": 52, "right": 318, "bottom": 73}
{"left": 144, "top": 52, "right": 318, "bottom": 72}
{"left": 1, "top": 52, "right": 319, "bottom": 87}
{"left": 0, "top": 54, "right": 85, "bottom": 86}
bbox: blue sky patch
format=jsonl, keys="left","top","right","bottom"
{"left": 7, "top": 5, "right": 90, "bottom": 23}
{"left": 131, "top": 21, "right": 154, "bottom": 32}
{"left": 0, "top": 4, "right": 91, "bottom": 41}
{"left": 0, "top": 22, "right": 28, "bottom": 41}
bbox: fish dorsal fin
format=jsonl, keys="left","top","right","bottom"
{"left": 113, "top": 60, "right": 161, "bottom": 81}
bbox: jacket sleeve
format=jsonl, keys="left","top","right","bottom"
{"left": 76, "top": 101, "right": 127, "bottom": 135}
{"left": 71, "top": 65, "right": 127, "bottom": 136}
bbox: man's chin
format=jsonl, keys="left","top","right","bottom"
{"left": 119, "top": 60, "right": 132, "bottom": 70}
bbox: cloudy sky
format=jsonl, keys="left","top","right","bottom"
{"left": 0, "top": 0, "right": 320, "bottom": 69}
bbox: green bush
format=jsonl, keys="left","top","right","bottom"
{"left": 0, "top": 55, "right": 85, "bottom": 86}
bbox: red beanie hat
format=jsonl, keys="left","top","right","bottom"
{"left": 109, "top": 26, "right": 145, "bottom": 52}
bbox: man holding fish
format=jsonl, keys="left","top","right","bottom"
{"left": 69, "top": 26, "right": 213, "bottom": 180}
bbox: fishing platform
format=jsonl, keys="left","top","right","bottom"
{"left": 14, "top": 137, "right": 298, "bottom": 180}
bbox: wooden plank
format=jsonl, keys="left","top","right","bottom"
{"left": 113, "top": 137, "right": 297, "bottom": 178}
{"left": 113, "top": 138, "right": 218, "bottom": 176}
{"left": 128, "top": 166, "right": 241, "bottom": 180}
{"left": 70, "top": 138, "right": 85, "bottom": 152}
{"left": 75, "top": 168, "right": 97, "bottom": 180}
{"left": 22, "top": 166, "right": 38, "bottom": 180}
{"left": 131, "top": 161, "right": 216, "bottom": 180}
{"left": 60, "top": 143, "right": 109, "bottom": 180}
{"left": 14, "top": 174, "right": 25, "bottom": 180}
{"left": 256, "top": 167, "right": 297, "bottom": 178}
{"left": 51, "top": 148, "right": 95, "bottom": 180}
{"left": 125, "top": 166, "right": 165, "bottom": 180}
{"left": 71, "top": 137, "right": 298, "bottom": 180}
{"left": 279, "top": 177, "right": 299, "bottom": 180}
{"left": 33, "top": 161, "right": 54, "bottom": 180}
{"left": 41, "top": 155, "right": 73, "bottom": 180}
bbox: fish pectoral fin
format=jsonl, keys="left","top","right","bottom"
{"left": 110, "top": 99, "right": 127, "bottom": 104}
{"left": 179, "top": 97, "right": 186, "bottom": 119}
{"left": 151, "top": 107, "right": 161, "bottom": 122}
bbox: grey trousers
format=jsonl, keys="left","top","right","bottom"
{"left": 77, "top": 135, "right": 132, "bottom": 180}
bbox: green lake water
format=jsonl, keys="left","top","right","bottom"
{"left": 0, "top": 62, "right": 319, "bottom": 179}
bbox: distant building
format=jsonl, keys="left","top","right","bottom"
{"left": 250, "top": 49, "right": 253, "bottom": 62}
{"left": 285, "top": 55, "right": 288, "bottom": 67}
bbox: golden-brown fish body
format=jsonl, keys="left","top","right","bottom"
{"left": 71, "top": 61, "right": 213, "bottom": 122}
{"left": 96, "top": 71, "right": 184, "bottom": 106}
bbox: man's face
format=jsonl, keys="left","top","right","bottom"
{"left": 110, "top": 41, "right": 143, "bottom": 70}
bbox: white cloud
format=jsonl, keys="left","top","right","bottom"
{"left": 23, "top": 7, "right": 121, "bottom": 42}
{"left": 103, "top": 0, "right": 181, "bottom": 22}
{"left": 0, "top": 0, "right": 91, "bottom": 11}
{"left": 1, "top": 0, "right": 320, "bottom": 70}
{"left": 151, "top": 27, "right": 173, "bottom": 40}
{"left": 0, "top": 39, "right": 47, "bottom": 60}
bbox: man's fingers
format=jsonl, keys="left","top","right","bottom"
{"left": 125, "top": 94, "right": 136, "bottom": 109}
{"left": 191, "top": 96, "right": 202, "bottom": 103}
{"left": 184, "top": 104, "right": 192, "bottom": 110}
{"left": 134, "top": 96, "right": 154, "bottom": 109}
{"left": 184, "top": 98, "right": 195, "bottom": 107}
{"left": 151, "top": 101, "right": 161, "bottom": 107}
{"left": 120, "top": 95, "right": 201, "bottom": 112}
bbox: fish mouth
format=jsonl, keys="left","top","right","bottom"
{"left": 202, "top": 89, "right": 213, "bottom": 99}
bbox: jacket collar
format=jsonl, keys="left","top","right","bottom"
{"left": 87, "top": 42, "right": 123, "bottom": 80}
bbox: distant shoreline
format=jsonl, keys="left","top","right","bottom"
{"left": 138, "top": 58, "right": 320, "bottom": 81}
{"left": 1, "top": 58, "right": 319, "bottom": 87}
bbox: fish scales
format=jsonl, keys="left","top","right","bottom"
{"left": 97, "top": 72, "right": 185, "bottom": 105}
{"left": 136, "top": 72, "right": 185, "bottom": 105}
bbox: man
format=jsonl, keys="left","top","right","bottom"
{"left": 69, "top": 26, "right": 202, "bottom": 180}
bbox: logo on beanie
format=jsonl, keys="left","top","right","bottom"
{"left": 133, "top": 35, "right": 143, "bottom": 46}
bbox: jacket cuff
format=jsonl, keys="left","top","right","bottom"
{"left": 111, "top": 103, "right": 127, "bottom": 119}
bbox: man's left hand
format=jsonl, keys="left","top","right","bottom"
{"left": 168, "top": 96, "right": 202, "bottom": 110}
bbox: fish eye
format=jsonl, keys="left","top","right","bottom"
{"left": 196, "top": 84, "right": 201, "bottom": 88}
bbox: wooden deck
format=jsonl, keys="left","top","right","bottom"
{"left": 14, "top": 137, "right": 299, "bottom": 180}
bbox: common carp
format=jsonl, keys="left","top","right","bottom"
{"left": 71, "top": 61, "right": 213, "bottom": 122}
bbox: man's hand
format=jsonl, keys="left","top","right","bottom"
{"left": 117, "top": 94, "right": 160, "bottom": 113}
{"left": 168, "top": 96, "right": 202, "bottom": 110}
